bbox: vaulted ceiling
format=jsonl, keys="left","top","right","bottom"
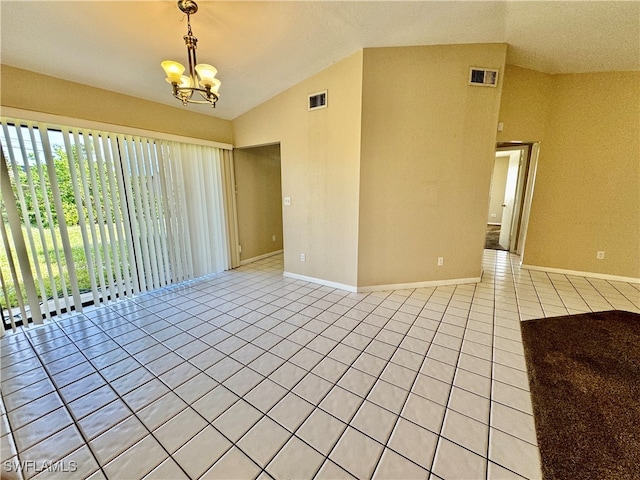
{"left": 1, "top": 1, "right": 638, "bottom": 120}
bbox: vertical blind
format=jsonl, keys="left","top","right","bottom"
{"left": 0, "top": 118, "right": 235, "bottom": 330}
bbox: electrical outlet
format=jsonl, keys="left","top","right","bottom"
{"left": 272, "top": 235, "right": 276, "bottom": 241}
{"left": 284, "top": 196, "right": 291, "bottom": 206}
{"left": 437, "top": 257, "right": 444, "bottom": 266}
{"left": 596, "top": 251, "right": 605, "bottom": 260}
{"left": 300, "top": 253, "right": 306, "bottom": 262}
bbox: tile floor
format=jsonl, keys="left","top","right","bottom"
{"left": 1, "top": 251, "right": 638, "bottom": 480}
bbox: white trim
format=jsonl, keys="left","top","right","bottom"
{"left": 283, "top": 272, "right": 357, "bottom": 292}
{"left": 240, "top": 250, "right": 283, "bottom": 266}
{"left": 357, "top": 277, "right": 482, "bottom": 293}
{"left": 521, "top": 264, "right": 640, "bottom": 284}
{"left": 0, "top": 107, "right": 233, "bottom": 150}
{"left": 283, "top": 271, "right": 483, "bottom": 293}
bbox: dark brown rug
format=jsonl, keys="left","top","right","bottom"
{"left": 521, "top": 310, "right": 640, "bottom": 480}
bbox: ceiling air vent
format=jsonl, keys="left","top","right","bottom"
{"left": 308, "top": 90, "right": 328, "bottom": 110}
{"left": 469, "top": 68, "right": 498, "bottom": 87}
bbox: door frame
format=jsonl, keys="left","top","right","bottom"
{"left": 494, "top": 141, "right": 541, "bottom": 259}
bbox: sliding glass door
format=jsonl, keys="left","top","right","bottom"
{"left": 1, "top": 118, "right": 232, "bottom": 330}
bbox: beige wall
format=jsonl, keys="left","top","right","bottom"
{"left": 357, "top": 44, "right": 507, "bottom": 287}
{"left": 233, "top": 52, "right": 364, "bottom": 287}
{"left": 523, "top": 72, "right": 640, "bottom": 278}
{"left": 235, "top": 144, "right": 284, "bottom": 262}
{"left": 1, "top": 65, "right": 233, "bottom": 144}
{"left": 497, "top": 65, "right": 552, "bottom": 143}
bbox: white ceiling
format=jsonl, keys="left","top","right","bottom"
{"left": 1, "top": 1, "right": 638, "bottom": 120}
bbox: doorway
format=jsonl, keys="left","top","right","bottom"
{"left": 485, "top": 143, "right": 539, "bottom": 255}
{"left": 234, "top": 143, "right": 284, "bottom": 265}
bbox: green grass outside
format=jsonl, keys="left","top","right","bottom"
{"left": 0, "top": 225, "right": 123, "bottom": 308}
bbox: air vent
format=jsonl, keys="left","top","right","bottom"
{"left": 469, "top": 68, "right": 498, "bottom": 87}
{"left": 308, "top": 90, "right": 327, "bottom": 110}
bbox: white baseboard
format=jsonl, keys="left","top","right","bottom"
{"left": 283, "top": 272, "right": 358, "bottom": 292}
{"left": 521, "top": 264, "right": 640, "bottom": 284}
{"left": 283, "top": 271, "right": 482, "bottom": 293}
{"left": 356, "top": 277, "right": 482, "bottom": 293}
{"left": 240, "top": 249, "right": 283, "bottom": 266}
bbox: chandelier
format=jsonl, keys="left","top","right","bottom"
{"left": 161, "top": 0, "right": 221, "bottom": 107}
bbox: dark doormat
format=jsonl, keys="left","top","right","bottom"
{"left": 521, "top": 310, "right": 640, "bottom": 480}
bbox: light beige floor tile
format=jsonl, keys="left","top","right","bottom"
{"left": 135, "top": 391, "right": 188, "bottom": 431}
{"left": 212, "top": 399, "right": 263, "bottom": 442}
{"left": 103, "top": 435, "right": 167, "bottom": 479}
{"left": 268, "top": 393, "right": 315, "bottom": 432}
{"left": 367, "top": 380, "right": 409, "bottom": 414}
{"left": 201, "top": 446, "right": 261, "bottom": 479}
{"left": 448, "top": 386, "right": 490, "bottom": 423}
{"left": 350, "top": 400, "right": 397, "bottom": 444}
{"left": 492, "top": 381, "right": 534, "bottom": 415}
{"left": 192, "top": 385, "right": 239, "bottom": 422}
{"left": 297, "top": 408, "right": 347, "bottom": 455}
{"left": 13, "top": 407, "right": 73, "bottom": 452}
{"left": 266, "top": 436, "right": 324, "bottom": 480}
{"left": 329, "top": 426, "right": 384, "bottom": 479}
{"left": 453, "top": 367, "right": 492, "bottom": 398}
{"left": 19, "top": 426, "right": 85, "bottom": 479}
{"left": 315, "top": 459, "right": 358, "bottom": 479}
{"left": 244, "top": 378, "right": 288, "bottom": 412}
{"left": 153, "top": 407, "right": 207, "bottom": 454}
{"left": 172, "top": 425, "right": 232, "bottom": 479}
{"left": 489, "top": 428, "right": 542, "bottom": 480}
{"left": 388, "top": 418, "right": 438, "bottom": 469}
{"left": 491, "top": 401, "right": 537, "bottom": 445}
{"left": 372, "top": 448, "right": 430, "bottom": 480}
{"left": 319, "top": 386, "right": 363, "bottom": 422}
{"left": 411, "top": 373, "right": 451, "bottom": 406}
{"left": 401, "top": 393, "right": 446, "bottom": 433}
{"left": 237, "top": 416, "right": 291, "bottom": 467}
{"left": 31, "top": 445, "right": 99, "bottom": 480}
{"left": 432, "top": 438, "right": 487, "bottom": 480}
{"left": 487, "top": 461, "right": 527, "bottom": 479}
{"left": 441, "top": 408, "right": 488, "bottom": 456}
{"left": 143, "top": 457, "right": 189, "bottom": 479}
{"left": 90, "top": 415, "right": 147, "bottom": 465}
{"left": 78, "top": 399, "right": 131, "bottom": 440}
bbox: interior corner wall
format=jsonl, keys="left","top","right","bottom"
{"left": 0, "top": 65, "right": 233, "bottom": 144}
{"left": 235, "top": 144, "right": 284, "bottom": 262}
{"left": 522, "top": 71, "right": 640, "bottom": 279}
{"left": 232, "top": 51, "right": 364, "bottom": 287}
{"left": 357, "top": 44, "right": 507, "bottom": 288}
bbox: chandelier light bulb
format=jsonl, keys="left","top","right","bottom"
{"left": 195, "top": 64, "right": 218, "bottom": 88}
{"left": 161, "top": 61, "right": 185, "bottom": 83}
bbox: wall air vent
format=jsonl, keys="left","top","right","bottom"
{"left": 308, "top": 90, "right": 328, "bottom": 110}
{"left": 469, "top": 68, "right": 499, "bottom": 87}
